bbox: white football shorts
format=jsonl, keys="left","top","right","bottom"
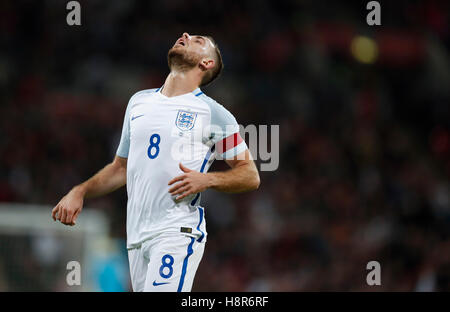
{"left": 127, "top": 232, "right": 205, "bottom": 292}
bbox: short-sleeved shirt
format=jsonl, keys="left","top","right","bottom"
{"left": 116, "top": 87, "right": 248, "bottom": 249}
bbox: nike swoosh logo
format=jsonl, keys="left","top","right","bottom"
{"left": 131, "top": 114, "right": 144, "bottom": 121}
{"left": 153, "top": 280, "right": 169, "bottom": 286}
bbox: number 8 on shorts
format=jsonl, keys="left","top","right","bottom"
{"left": 159, "top": 254, "right": 174, "bottom": 279}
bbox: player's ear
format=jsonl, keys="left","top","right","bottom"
{"left": 199, "top": 58, "right": 214, "bottom": 71}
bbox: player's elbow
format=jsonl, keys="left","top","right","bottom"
{"left": 248, "top": 171, "right": 260, "bottom": 191}
{"left": 253, "top": 177, "right": 261, "bottom": 191}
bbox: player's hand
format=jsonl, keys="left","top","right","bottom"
{"left": 51, "top": 187, "right": 84, "bottom": 226}
{"left": 168, "top": 163, "right": 211, "bottom": 201}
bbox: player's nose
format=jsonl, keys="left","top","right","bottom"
{"left": 182, "top": 32, "right": 191, "bottom": 41}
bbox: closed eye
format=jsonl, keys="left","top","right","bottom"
{"left": 194, "top": 36, "right": 205, "bottom": 45}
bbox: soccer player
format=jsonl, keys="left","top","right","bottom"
{"left": 51, "top": 32, "right": 260, "bottom": 292}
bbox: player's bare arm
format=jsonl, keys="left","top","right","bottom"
{"left": 168, "top": 149, "right": 260, "bottom": 200}
{"left": 51, "top": 155, "right": 127, "bottom": 226}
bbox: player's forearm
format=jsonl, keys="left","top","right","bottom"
{"left": 207, "top": 162, "right": 260, "bottom": 193}
{"left": 73, "top": 158, "right": 127, "bottom": 199}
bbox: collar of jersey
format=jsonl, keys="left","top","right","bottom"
{"left": 156, "top": 85, "right": 203, "bottom": 98}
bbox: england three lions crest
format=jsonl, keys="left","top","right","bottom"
{"left": 176, "top": 110, "right": 198, "bottom": 131}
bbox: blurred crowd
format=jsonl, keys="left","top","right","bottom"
{"left": 0, "top": 0, "right": 449, "bottom": 291}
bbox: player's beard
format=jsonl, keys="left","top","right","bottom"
{"left": 167, "top": 47, "right": 201, "bottom": 72}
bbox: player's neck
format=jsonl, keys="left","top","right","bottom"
{"left": 161, "top": 70, "right": 201, "bottom": 98}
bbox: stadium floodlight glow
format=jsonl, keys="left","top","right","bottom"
{"left": 350, "top": 35, "right": 379, "bottom": 64}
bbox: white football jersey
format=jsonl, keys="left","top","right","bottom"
{"left": 116, "top": 87, "right": 247, "bottom": 249}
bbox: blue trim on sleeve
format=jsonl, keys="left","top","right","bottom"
{"left": 177, "top": 237, "right": 195, "bottom": 292}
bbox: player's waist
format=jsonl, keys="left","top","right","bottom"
{"left": 126, "top": 225, "right": 206, "bottom": 250}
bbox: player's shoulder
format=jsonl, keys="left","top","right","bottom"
{"left": 128, "top": 88, "right": 159, "bottom": 104}
{"left": 196, "top": 91, "right": 221, "bottom": 109}
{"left": 196, "top": 91, "right": 237, "bottom": 124}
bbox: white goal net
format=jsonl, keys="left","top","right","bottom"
{"left": 0, "top": 203, "right": 113, "bottom": 291}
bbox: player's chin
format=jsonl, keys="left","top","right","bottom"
{"left": 170, "top": 44, "right": 185, "bottom": 52}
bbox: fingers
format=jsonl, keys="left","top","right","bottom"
{"left": 169, "top": 164, "right": 196, "bottom": 185}
{"left": 169, "top": 180, "right": 189, "bottom": 194}
{"left": 65, "top": 211, "right": 74, "bottom": 225}
{"left": 59, "top": 208, "right": 67, "bottom": 224}
{"left": 71, "top": 209, "right": 81, "bottom": 226}
{"left": 172, "top": 185, "right": 192, "bottom": 197}
{"left": 168, "top": 174, "right": 186, "bottom": 186}
{"left": 176, "top": 190, "right": 194, "bottom": 201}
{"left": 179, "top": 163, "right": 191, "bottom": 173}
{"left": 63, "top": 209, "right": 79, "bottom": 226}
{"left": 57, "top": 207, "right": 70, "bottom": 225}
{"left": 51, "top": 205, "right": 59, "bottom": 221}
{"left": 52, "top": 199, "right": 80, "bottom": 226}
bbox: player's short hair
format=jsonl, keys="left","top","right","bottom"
{"left": 200, "top": 36, "right": 224, "bottom": 87}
